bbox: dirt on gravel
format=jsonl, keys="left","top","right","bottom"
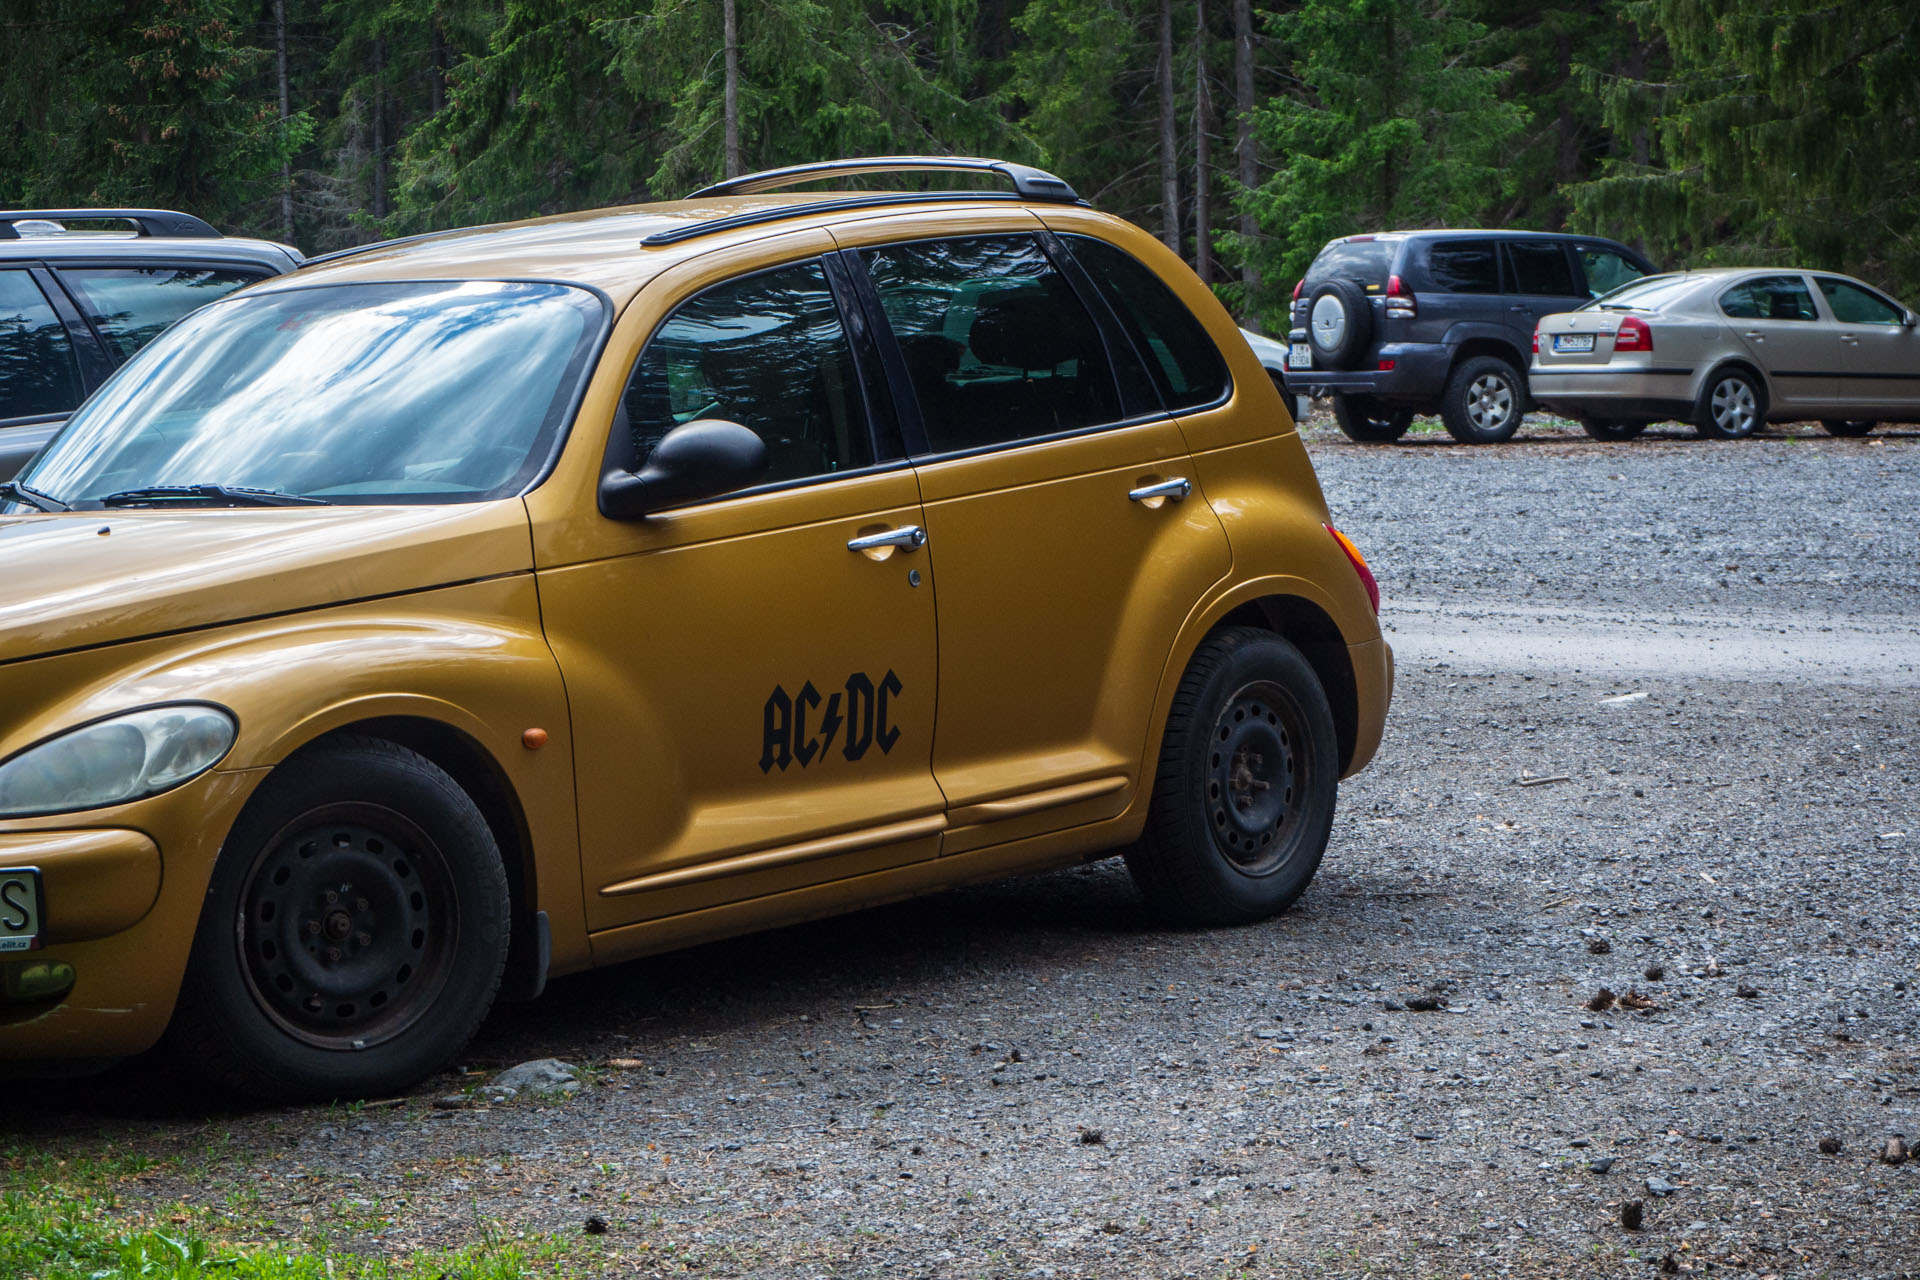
{"left": 11, "top": 416, "right": 1919, "bottom": 1279}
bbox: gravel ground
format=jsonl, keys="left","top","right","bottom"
{"left": 13, "top": 415, "right": 1920, "bottom": 1279}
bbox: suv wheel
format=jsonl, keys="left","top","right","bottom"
{"left": 1305, "top": 280, "right": 1373, "bottom": 371}
{"left": 1331, "top": 395, "right": 1413, "bottom": 443}
{"left": 1440, "top": 356, "right": 1525, "bottom": 444}
{"left": 1694, "top": 368, "right": 1765, "bottom": 439}
{"left": 1125, "top": 627, "right": 1338, "bottom": 927}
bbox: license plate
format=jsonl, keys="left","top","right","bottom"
{"left": 1287, "top": 342, "right": 1312, "bottom": 370}
{"left": 0, "top": 867, "right": 44, "bottom": 952}
{"left": 1552, "top": 334, "right": 1596, "bottom": 353}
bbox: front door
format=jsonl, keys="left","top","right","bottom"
{"left": 536, "top": 253, "right": 946, "bottom": 931}
{"left": 847, "top": 232, "right": 1233, "bottom": 853}
{"left": 1814, "top": 276, "right": 1920, "bottom": 416}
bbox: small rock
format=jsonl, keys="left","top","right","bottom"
{"left": 1590, "top": 1156, "right": 1615, "bottom": 1174}
{"left": 1621, "top": 1199, "right": 1644, "bottom": 1230}
{"left": 1645, "top": 1175, "right": 1679, "bottom": 1197}
{"left": 1818, "top": 1137, "right": 1842, "bottom": 1155}
{"left": 1587, "top": 938, "right": 1612, "bottom": 955}
{"left": 1569, "top": 1138, "right": 1591, "bottom": 1149}
{"left": 583, "top": 1214, "right": 608, "bottom": 1235}
{"left": 491, "top": 1058, "right": 579, "bottom": 1094}
{"left": 1702, "top": 959, "right": 1725, "bottom": 978}
{"left": 1735, "top": 982, "right": 1761, "bottom": 998}
{"left": 1644, "top": 964, "right": 1665, "bottom": 981}
{"left": 1403, "top": 995, "right": 1445, "bottom": 1012}
{"left": 1586, "top": 988, "right": 1616, "bottom": 1012}
{"left": 1412, "top": 1131, "right": 1438, "bottom": 1141}
{"left": 432, "top": 1095, "right": 469, "bottom": 1110}
{"left": 1883, "top": 1136, "right": 1910, "bottom": 1165}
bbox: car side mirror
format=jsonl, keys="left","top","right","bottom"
{"left": 1905, "top": 310, "right": 1918, "bottom": 328}
{"left": 598, "top": 418, "right": 768, "bottom": 519}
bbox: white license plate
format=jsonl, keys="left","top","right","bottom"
{"left": 1552, "top": 334, "right": 1596, "bottom": 354}
{"left": 1287, "top": 343, "right": 1313, "bottom": 370}
{"left": 0, "top": 867, "right": 44, "bottom": 952}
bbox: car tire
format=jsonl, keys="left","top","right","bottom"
{"left": 1125, "top": 627, "right": 1338, "bottom": 927}
{"left": 1439, "top": 356, "right": 1525, "bottom": 443}
{"left": 1305, "top": 280, "right": 1373, "bottom": 371}
{"left": 1331, "top": 395, "right": 1414, "bottom": 443}
{"left": 166, "top": 737, "right": 511, "bottom": 1102}
{"left": 1819, "top": 419, "right": 1876, "bottom": 437}
{"left": 1693, "top": 368, "right": 1765, "bottom": 439}
{"left": 1581, "top": 418, "right": 1648, "bottom": 442}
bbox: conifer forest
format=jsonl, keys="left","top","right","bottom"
{"left": 2, "top": 0, "right": 1913, "bottom": 330}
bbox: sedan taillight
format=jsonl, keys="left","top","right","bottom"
{"left": 1614, "top": 315, "right": 1653, "bottom": 352}
{"left": 1531, "top": 326, "right": 1540, "bottom": 354}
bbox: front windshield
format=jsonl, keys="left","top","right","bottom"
{"left": 17, "top": 280, "right": 603, "bottom": 508}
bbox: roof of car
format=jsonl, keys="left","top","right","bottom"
{"left": 0, "top": 234, "right": 303, "bottom": 271}
{"left": 1338, "top": 229, "right": 1629, "bottom": 243}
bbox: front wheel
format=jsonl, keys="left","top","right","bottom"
{"left": 1440, "top": 356, "right": 1525, "bottom": 443}
{"left": 1126, "top": 628, "right": 1339, "bottom": 927}
{"left": 1331, "top": 395, "right": 1414, "bottom": 443}
{"left": 167, "top": 738, "right": 510, "bottom": 1102}
{"left": 1694, "top": 369, "right": 1765, "bottom": 439}
{"left": 1820, "top": 419, "right": 1876, "bottom": 437}
{"left": 1581, "top": 418, "right": 1648, "bottom": 442}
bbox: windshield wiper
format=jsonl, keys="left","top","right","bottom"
{"left": 0, "top": 480, "right": 68, "bottom": 512}
{"left": 99, "top": 484, "right": 332, "bottom": 508}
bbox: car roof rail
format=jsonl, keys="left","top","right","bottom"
{"left": 0, "top": 208, "right": 222, "bottom": 240}
{"left": 688, "top": 156, "right": 1084, "bottom": 204}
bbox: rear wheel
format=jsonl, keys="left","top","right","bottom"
{"left": 167, "top": 738, "right": 510, "bottom": 1102}
{"left": 1820, "top": 419, "right": 1876, "bottom": 437}
{"left": 1126, "top": 628, "right": 1338, "bottom": 927}
{"left": 1694, "top": 368, "right": 1765, "bottom": 439}
{"left": 1581, "top": 418, "right": 1648, "bottom": 442}
{"left": 1440, "top": 356, "right": 1525, "bottom": 443}
{"left": 1331, "top": 395, "right": 1414, "bottom": 443}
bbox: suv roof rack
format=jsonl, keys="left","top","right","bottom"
{"left": 0, "top": 208, "right": 222, "bottom": 241}
{"left": 688, "top": 156, "right": 1082, "bottom": 204}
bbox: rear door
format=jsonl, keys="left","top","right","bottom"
{"left": 1812, "top": 276, "right": 1920, "bottom": 416}
{"left": 839, "top": 226, "right": 1233, "bottom": 855}
{"left": 1414, "top": 238, "right": 1505, "bottom": 351}
{"left": 1501, "top": 240, "right": 1587, "bottom": 355}
{"left": 1717, "top": 274, "right": 1839, "bottom": 411}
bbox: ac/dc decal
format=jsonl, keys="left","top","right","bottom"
{"left": 760, "top": 670, "right": 903, "bottom": 773}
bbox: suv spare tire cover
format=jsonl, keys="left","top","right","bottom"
{"left": 1306, "top": 279, "right": 1372, "bottom": 370}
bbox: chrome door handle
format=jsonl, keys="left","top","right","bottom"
{"left": 1128, "top": 478, "right": 1192, "bottom": 503}
{"left": 846, "top": 524, "right": 926, "bottom": 552}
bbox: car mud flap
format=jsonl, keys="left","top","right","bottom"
{"left": 500, "top": 909, "right": 551, "bottom": 1002}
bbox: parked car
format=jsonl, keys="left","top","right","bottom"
{"left": 0, "top": 157, "right": 1391, "bottom": 1102}
{"left": 0, "top": 208, "right": 302, "bottom": 478}
{"left": 1238, "top": 326, "right": 1312, "bottom": 423}
{"left": 1283, "top": 230, "right": 1654, "bottom": 444}
{"left": 1530, "top": 268, "right": 1920, "bottom": 440}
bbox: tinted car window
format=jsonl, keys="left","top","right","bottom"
{"left": 1721, "top": 276, "right": 1817, "bottom": 321}
{"left": 1505, "top": 241, "right": 1579, "bottom": 296}
{"left": 1577, "top": 248, "right": 1644, "bottom": 298}
{"left": 862, "top": 236, "right": 1123, "bottom": 453}
{"left": 58, "top": 265, "right": 270, "bottom": 359}
{"left": 0, "top": 269, "right": 83, "bottom": 421}
{"left": 1067, "top": 234, "right": 1229, "bottom": 410}
{"left": 1424, "top": 240, "right": 1499, "bottom": 294}
{"left": 1301, "top": 238, "right": 1398, "bottom": 290}
{"left": 1816, "top": 278, "right": 1903, "bottom": 325}
{"left": 625, "top": 261, "right": 873, "bottom": 486}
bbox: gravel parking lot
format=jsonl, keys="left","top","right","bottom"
{"left": 13, "top": 417, "right": 1919, "bottom": 1279}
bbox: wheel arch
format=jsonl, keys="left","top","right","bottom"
{"left": 1451, "top": 337, "right": 1529, "bottom": 379}
{"left": 1211, "top": 596, "right": 1360, "bottom": 775}
{"left": 1696, "top": 357, "right": 1771, "bottom": 416}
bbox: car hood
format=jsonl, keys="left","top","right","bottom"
{"left": 0, "top": 503, "right": 533, "bottom": 664}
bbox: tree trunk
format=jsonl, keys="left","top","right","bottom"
{"left": 1157, "top": 0, "right": 1178, "bottom": 253}
{"left": 430, "top": 12, "right": 447, "bottom": 117}
{"left": 1234, "top": 0, "right": 1259, "bottom": 325}
{"left": 371, "top": 35, "right": 388, "bottom": 220}
{"left": 275, "top": 0, "right": 291, "bottom": 241}
{"left": 1192, "top": 0, "right": 1211, "bottom": 284}
{"left": 722, "top": 0, "right": 742, "bottom": 178}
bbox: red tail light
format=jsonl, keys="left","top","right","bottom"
{"left": 1385, "top": 273, "right": 1415, "bottom": 318}
{"left": 1531, "top": 326, "right": 1540, "bottom": 354}
{"left": 1292, "top": 278, "right": 1304, "bottom": 302}
{"left": 1325, "top": 524, "right": 1380, "bottom": 614}
{"left": 1613, "top": 315, "right": 1653, "bottom": 352}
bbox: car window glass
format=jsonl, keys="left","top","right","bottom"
{"left": 1066, "top": 235, "right": 1229, "bottom": 410}
{"left": 1816, "top": 278, "right": 1903, "bottom": 325}
{"left": 1721, "top": 276, "right": 1817, "bottom": 322}
{"left": 624, "top": 260, "right": 873, "bottom": 486}
{"left": 862, "top": 235, "right": 1123, "bottom": 453}
{"left": 0, "top": 269, "right": 83, "bottom": 420}
{"left": 57, "top": 265, "right": 270, "bottom": 359}
{"left": 1301, "top": 239, "right": 1397, "bottom": 291}
{"left": 1577, "top": 249, "right": 1644, "bottom": 298}
{"left": 1424, "top": 240, "right": 1499, "bottom": 294}
{"left": 1505, "top": 242, "right": 1580, "bottom": 296}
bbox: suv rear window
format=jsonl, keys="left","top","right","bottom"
{"left": 1424, "top": 241, "right": 1500, "bottom": 294}
{"left": 1302, "top": 239, "right": 1397, "bottom": 291}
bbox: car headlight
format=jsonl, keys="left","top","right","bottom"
{"left": 0, "top": 704, "right": 237, "bottom": 818}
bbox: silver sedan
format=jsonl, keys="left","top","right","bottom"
{"left": 1529, "top": 268, "right": 1920, "bottom": 440}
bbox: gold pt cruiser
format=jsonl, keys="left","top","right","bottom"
{"left": 0, "top": 158, "right": 1391, "bottom": 1101}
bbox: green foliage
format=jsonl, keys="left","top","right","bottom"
{"left": 1572, "top": 1, "right": 1920, "bottom": 295}
{"left": 1227, "top": 0, "right": 1529, "bottom": 326}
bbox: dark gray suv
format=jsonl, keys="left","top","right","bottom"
{"left": 1, "top": 209, "right": 302, "bottom": 479}
{"left": 1282, "top": 230, "right": 1653, "bottom": 443}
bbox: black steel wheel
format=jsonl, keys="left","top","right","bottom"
{"left": 168, "top": 737, "right": 509, "bottom": 1102}
{"left": 1126, "top": 627, "right": 1339, "bottom": 926}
